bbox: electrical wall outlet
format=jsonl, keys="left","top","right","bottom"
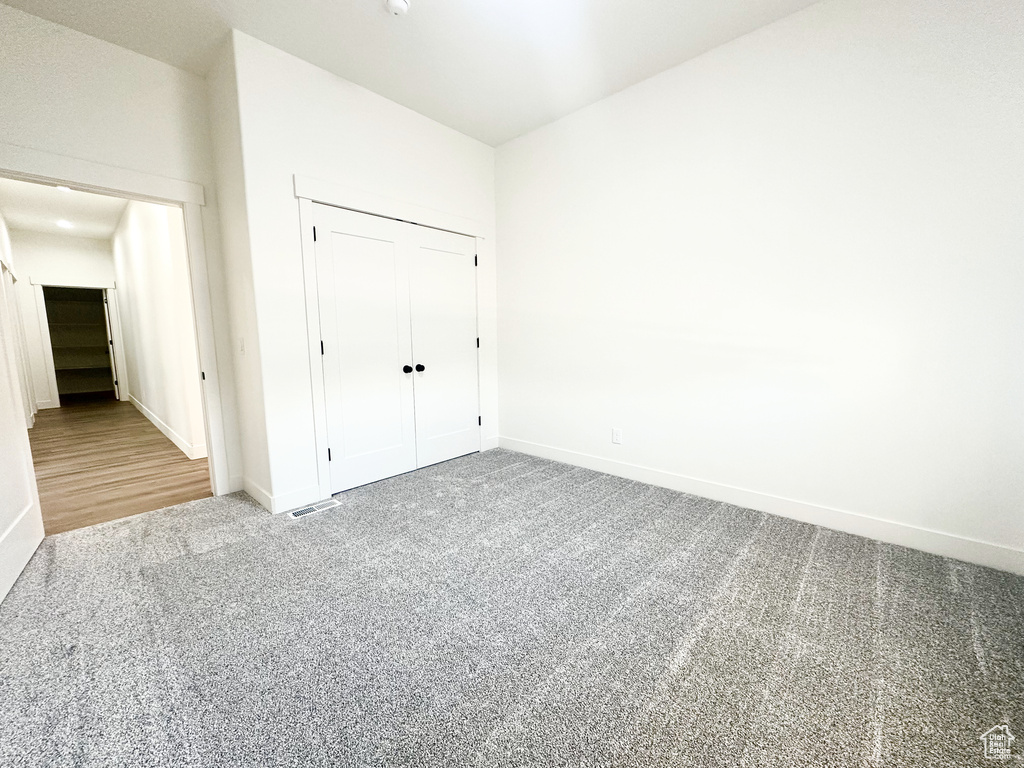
{"left": 612, "top": 428, "right": 622, "bottom": 444}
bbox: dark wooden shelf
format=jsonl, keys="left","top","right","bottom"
{"left": 44, "top": 285, "right": 115, "bottom": 400}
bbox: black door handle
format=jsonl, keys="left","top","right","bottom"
{"left": 415, "top": 363, "right": 425, "bottom": 372}
{"left": 402, "top": 365, "right": 413, "bottom": 373}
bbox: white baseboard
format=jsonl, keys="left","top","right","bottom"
{"left": 499, "top": 437, "right": 1024, "bottom": 576}
{"left": 269, "top": 484, "right": 327, "bottom": 514}
{"left": 0, "top": 501, "right": 45, "bottom": 603}
{"left": 130, "top": 396, "right": 208, "bottom": 461}
{"left": 481, "top": 436, "right": 500, "bottom": 451}
{"left": 227, "top": 474, "right": 245, "bottom": 494}
{"left": 243, "top": 479, "right": 273, "bottom": 511}
{"left": 243, "top": 479, "right": 323, "bottom": 514}
{"left": 36, "top": 399, "right": 58, "bottom": 410}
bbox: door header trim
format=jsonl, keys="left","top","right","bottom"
{"left": 0, "top": 142, "right": 205, "bottom": 206}
{"left": 293, "top": 174, "right": 486, "bottom": 240}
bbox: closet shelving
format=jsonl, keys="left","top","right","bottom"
{"left": 42, "top": 286, "right": 116, "bottom": 398}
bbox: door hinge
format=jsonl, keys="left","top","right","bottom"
{"left": 474, "top": 254, "right": 478, "bottom": 266}
{"left": 320, "top": 340, "right": 324, "bottom": 355}
{"left": 478, "top": 416, "right": 482, "bottom": 426}
{"left": 313, "top": 226, "right": 317, "bottom": 242}
{"left": 476, "top": 337, "right": 480, "bottom": 348}
{"left": 327, "top": 448, "right": 332, "bottom": 461}
{"left": 201, "top": 371, "right": 206, "bottom": 381}
{"left": 114, "top": 380, "right": 118, "bottom": 386}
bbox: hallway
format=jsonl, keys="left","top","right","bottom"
{"left": 28, "top": 399, "right": 211, "bottom": 534}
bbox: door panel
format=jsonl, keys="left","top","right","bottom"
{"left": 0, "top": 264, "right": 44, "bottom": 603}
{"left": 315, "top": 207, "right": 416, "bottom": 492}
{"left": 102, "top": 291, "right": 119, "bottom": 400}
{"left": 408, "top": 228, "right": 481, "bottom": 467}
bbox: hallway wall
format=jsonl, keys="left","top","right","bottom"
{"left": 112, "top": 201, "right": 207, "bottom": 460}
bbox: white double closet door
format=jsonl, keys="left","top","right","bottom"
{"left": 314, "top": 204, "right": 480, "bottom": 493}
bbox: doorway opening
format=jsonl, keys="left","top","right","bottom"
{"left": 42, "top": 286, "right": 119, "bottom": 403}
{"left": 0, "top": 176, "right": 212, "bottom": 534}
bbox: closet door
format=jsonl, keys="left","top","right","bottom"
{"left": 408, "top": 225, "right": 481, "bottom": 467}
{"left": 314, "top": 205, "right": 416, "bottom": 492}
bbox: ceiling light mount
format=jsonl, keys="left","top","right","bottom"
{"left": 385, "top": 0, "right": 409, "bottom": 16}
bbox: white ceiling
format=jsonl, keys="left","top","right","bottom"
{"left": 2, "top": 0, "right": 821, "bottom": 146}
{"left": 0, "top": 178, "right": 129, "bottom": 239}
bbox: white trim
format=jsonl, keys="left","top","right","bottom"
{"left": 473, "top": 237, "right": 485, "bottom": 456}
{"left": 101, "top": 289, "right": 120, "bottom": 400}
{"left": 180, "top": 203, "right": 231, "bottom": 494}
{"left": 294, "top": 174, "right": 486, "bottom": 239}
{"left": 297, "top": 197, "right": 332, "bottom": 502}
{"left": 29, "top": 277, "right": 114, "bottom": 289}
{"left": 129, "top": 395, "right": 208, "bottom": 460}
{"left": 243, "top": 479, "right": 273, "bottom": 512}
{"left": 104, "top": 289, "right": 129, "bottom": 402}
{"left": 0, "top": 500, "right": 45, "bottom": 602}
{"left": 0, "top": 144, "right": 231, "bottom": 497}
{"left": 266, "top": 484, "right": 326, "bottom": 514}
{"left": 246, "top": 480, "right": 327, "bottom": 514}
{"left": 0, "top": 142, "right": 204, "bottom": 205}
{"left": 7, "top": 268, "right": 38, "bottom": 425}
{"left": 499, "top": 437, "right": 1024, "bottom": 576}
{"left": 32, "top": 285, "right": 60, "bottom": 409}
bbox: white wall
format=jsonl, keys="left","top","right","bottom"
{"left": 0, "top": 211, "right": 45, "bottom": 601}
{"left": 210, "top": 31, "right": 498, "bottom": 511}
{"left": 8, "top": 229, "right": 116, "bottom": 288}
{"left": 112, "top": 200, "right": 207, "bottom": 459}
{"left": 206, "top": 40, "right": 270, "bottom": 506}
{"left": 495, "top": 0, "right": 1024, "bottom": 574}
{"left": 0, "top": 4, "right": 242, "bottom": 486}
{"left": 9, "top": 229, "right": 116, "bottom": 410}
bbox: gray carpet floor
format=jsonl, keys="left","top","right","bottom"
{"left": 1, "top": 449, "right": 1021, "bottom": 767}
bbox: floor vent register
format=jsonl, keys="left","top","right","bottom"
{"left": 289, "top": 498, "right": 343, "bottom": 519}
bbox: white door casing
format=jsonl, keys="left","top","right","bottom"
{"left": 312, "top": 203, "right": 480, "bottom": 494}
{"left": 0, "top": 142, "right": 233, "bottom": 498}
{"left": 102, "top": 290, "right": 119, "bottom": 400}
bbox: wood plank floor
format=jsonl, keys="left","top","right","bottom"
{"left": 28, "top": 400, "right": 212, "bottom": 535}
